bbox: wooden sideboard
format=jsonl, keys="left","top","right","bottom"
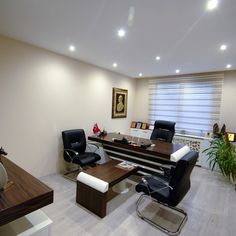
{"left": 0, "top": 156, "right": 53, "bottom": 226}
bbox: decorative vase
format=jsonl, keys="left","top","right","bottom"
{"left": 0, "top": 162, "right": 8, "bottom": 190}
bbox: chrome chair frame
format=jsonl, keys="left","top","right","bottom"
{"left": 136, "top": 193, "right": 187, "bottom": 236}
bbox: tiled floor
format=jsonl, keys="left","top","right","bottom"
{"left": 40, "top": 166, "right": 236, "bottom": 236}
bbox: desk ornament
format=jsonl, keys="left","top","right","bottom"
{"left": 93, "top": 123, "right": 101, "bottom": 136}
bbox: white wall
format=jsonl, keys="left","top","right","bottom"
{"left": 134, "top": 71, "right": 236, "bottom": 132}
{"left": 0, "top": 36, "right": 136, "bottom": 177}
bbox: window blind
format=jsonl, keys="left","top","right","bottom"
{"left": 148, "top": 74, "right": 223, "bottom": 136}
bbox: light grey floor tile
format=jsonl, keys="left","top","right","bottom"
{"left": 41, "top": 166, "right": 236, "bottom": 236}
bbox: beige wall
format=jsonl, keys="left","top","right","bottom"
{"left": 220, "top": 71, "right": 236, "bottom": 132}
{"left": 134, "top": 71, "right": 236, "bottom": 132}
{"left": 0, "top": 36, "right": 136, "bottom": 177}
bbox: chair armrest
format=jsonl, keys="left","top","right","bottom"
{"left": 151, "top": 175, "right": 173, "bottom": 190}
{"left": 141, "top": 175, "right": 173, "bottom": 196}
{"left": 64, "top": 149, "right": 79, "bottom": 161}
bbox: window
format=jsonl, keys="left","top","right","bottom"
{"left": 148, "top": 75, "right": 223, "bottom": 136}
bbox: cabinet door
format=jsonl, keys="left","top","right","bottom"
{"left": 130, "top": 128, "right": 139, "bottom": 137}
{"left": 140, "top": 130, "right": 152, "bottom": 139}
{"left": 130, "top": 129, "right": 152, "bottom": 139}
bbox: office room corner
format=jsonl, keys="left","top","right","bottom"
{"left": 1, "top": 1, "right": 236, "bottom": 236}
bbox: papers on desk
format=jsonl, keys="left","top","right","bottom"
{"left": 116, "top": 161, "right": 137, "bottom": 170}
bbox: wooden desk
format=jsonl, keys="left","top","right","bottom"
{"left": 76, "top": 160, "right": 138, "bottom": 217}
{"left": 88, "top": 133, "right": 183, "bottom": 172}
{"left": 0, "top": 156, "right": 53, "bottom": 226}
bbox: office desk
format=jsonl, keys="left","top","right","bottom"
{"left": 0, "top": 156, "right": 53, "bottom": 226}
{"left": 88, "top": 133, "right": 183, "bottom": 172}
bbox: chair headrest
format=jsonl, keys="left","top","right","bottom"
{"left": 62, "top": 129, "right": 85, "bottom": 142}
{"left": 154, "top": 120, "right": 175, "bottom": 131}
{"left": 62, "top": 129, "right": 87, "bottom": 152}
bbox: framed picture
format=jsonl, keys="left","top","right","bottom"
{"left": 141, "top": 122, "right": 147, "bottom": 129}
{"left": 112, "top": 88, "right": 128, "bottom": 118}
{"left": 136, "top": 122, "right": 142, "bottom": 129}
{"left": 131, "top": 121, "right": 137, "bottom": 128}
{"left": 149, "top": 124, "right": 154, "bottom": 130}
{"left": 227, "top": 133, "right": 236, "bottom": 142}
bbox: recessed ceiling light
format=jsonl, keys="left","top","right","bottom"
{"left": 226, "top": 64, "right": 232, "bottom": 69}
{"left": 139, "top": 73, "right": 143, "bottom": 77}
{"left": 117, "top": 28, "right": 126, "bottom": 38}
{"left": 69, "top": 45, "right": 76, "bottom": 52}
{"left": 175, "top": 69, "right": 180, "bottom": 74}
{"left": 155, "top": 56, "right": 161, "bottom": 61}
{"left": 220, "top": 44, "right": 227, "bottom": 51}
{"left": 113, "top": 63, "right": 118, "bottom": 68}
{"left": 207, "top": 0, "right": 218, "bottom": 11}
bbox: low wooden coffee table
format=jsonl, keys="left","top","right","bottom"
{"left": 76, "top": 160, "right": 138, "bottom": 217}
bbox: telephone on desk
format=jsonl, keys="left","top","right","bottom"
{"left": 112, "top": 137, "right": 151, "bottom": 149}
{"left": 112, "top": 137, "right": 130, "bottom": 145}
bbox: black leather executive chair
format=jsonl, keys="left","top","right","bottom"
{"left": 150, "top": 120, "right": 176, "bottom": 143}
{"left": 62, "top": 129, "right": 101, "bottom": 179}
{"left": 135, "top": 151, "right": 198, "bottom": 235}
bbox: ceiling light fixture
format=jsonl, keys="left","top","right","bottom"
{"left": 207, "top": 0, "right": 219, "bottom": 11}
{"left": 117, "top": 28, "right": 126, "bottom": 38}
{"left": 113, "top": 63, "right": 118, "bottom": 67}
{"left": 226, "top": 64, "right": 232, "bottom": 69}
{"left": 175, "top": 69, "right": 180, "bottom": 74}
{"left": 139, "top": 73, "right": 143, "bottom": 77}
{"left": 69, "top": 45, "right": 76, "bottom": 52}
{"left": 220, "top": 44, "right": 227, "bottom": 51}
{"left": 155, "top": 56, "right": 161, "bottom": 61}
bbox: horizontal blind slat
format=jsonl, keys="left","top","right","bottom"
{"left": 148, "top": 75, "right": 223, "bottom": 136}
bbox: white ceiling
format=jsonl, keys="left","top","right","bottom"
{"left": 0, "top": 0, "right": 235, "bottom": 78}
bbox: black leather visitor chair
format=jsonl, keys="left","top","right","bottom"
{"left": 150, "top": 120, "right": 176, "bottom": 143}
{"left": 62, "top": 129, "right": 101, "bottom": 180}
{"left": 135, "top": 151, "right": 198, "bottom": 235}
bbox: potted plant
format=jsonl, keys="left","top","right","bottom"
{"left": 203, "top": 133, "right": 236, "bottom": 187}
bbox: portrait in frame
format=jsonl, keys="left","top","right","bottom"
{"left": 112, "top": 88, "right": 128, "bottom": 118}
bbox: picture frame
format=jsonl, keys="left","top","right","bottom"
{"left": 136, "top": 122, "right": 142, "bottom": 129}
{"left": 149, "top": 124, "right": 154, "bottom": 130}
{"left": 131, "top": 121, "right": 137, "bottom": 128}
{"left": 227, "top": 132, "right": 236, "bottom": 142}
{"left": 112, "top": 88, "right": 128, "bottom": 118}
{"left": 141, "top": 122, "right": 147, "bottom": 129}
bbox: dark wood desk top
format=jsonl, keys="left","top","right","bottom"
{"left": 88, "top": 133, "right": 183, "bottom": 160}
{"left": 0, "top": 156, "right": 53, "bottom": 226}
{"left": 82, "top": 160, "right": 138, "bottom": 187}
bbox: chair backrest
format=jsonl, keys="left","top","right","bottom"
{"left": 150, "top": 120, "right": 176, "bottom": 143}
{"left": 168, "top": 151, "right": 198, "bottom": 206}
{"left": 62, "top": 129, "right": 87, "bottom": 155}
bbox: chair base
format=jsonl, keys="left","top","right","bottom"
{"left": 136, "top": 194, "right": 187, "bottom": 236}
{"left": 63, "top": 167, "right": 82, "bottom": 182}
